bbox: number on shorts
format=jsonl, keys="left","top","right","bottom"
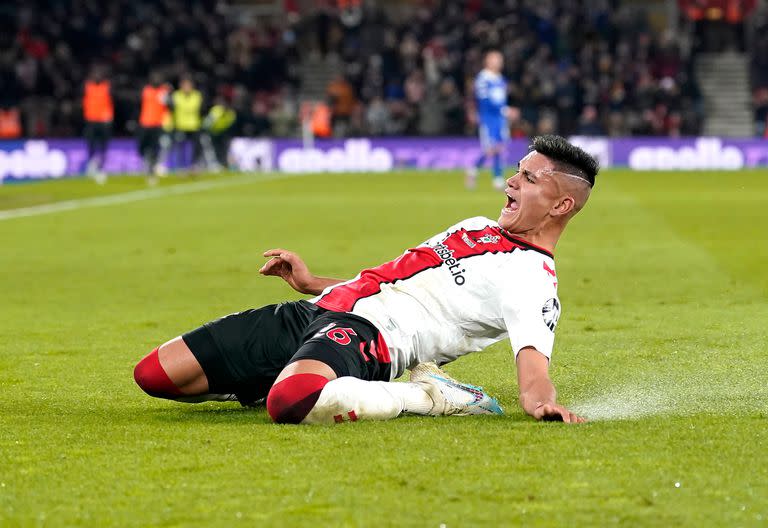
{"left": 326, "top": 327, "right": 357, "bottom": 346}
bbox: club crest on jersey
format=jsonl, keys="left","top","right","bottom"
{"left": 542, "top": 298, "right": 560, "bottom": 332}
{"left": 432, "top": 242, "right": 466, "bottom": 286}
{"left": 475, "top": 234, "right": 500, "bottom": 244}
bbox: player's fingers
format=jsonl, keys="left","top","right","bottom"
{"left": 263, "top": 248, "right": 288, "bottom": 258}
{"left": 276, "top": 252, "right": 302, "bottom": 266}
{"left": 541, "top": 405, "right": 564, "bottom": 422}
{"left": 259, "top": 257, "right": 283, "bottom": 274}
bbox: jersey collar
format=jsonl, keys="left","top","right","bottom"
{"left": 497, "top": 229, "right": 554, "bottom": 259}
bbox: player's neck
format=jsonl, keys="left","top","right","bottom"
{"left": 503, "top": 224, "right": 562, "bottom": 256}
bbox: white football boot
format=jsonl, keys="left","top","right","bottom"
{"left": 410, "top": 362, "right": 503, "bottom": 416}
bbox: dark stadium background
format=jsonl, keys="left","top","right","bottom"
{"left": 2, "top": 3, "right": 768, "bottom": 526}
{"left": 0, "top": 0, "right": 765, "bottom": 140}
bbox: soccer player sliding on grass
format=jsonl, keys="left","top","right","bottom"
{"left": 134, "top": 135, "right": 597, "bottom": 425}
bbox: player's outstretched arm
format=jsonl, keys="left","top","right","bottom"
{"left": 516, "top": 347, "right": 586, "bottom": 424}
{"left": 259, "top": 249, "right": 344, "bottom": 295}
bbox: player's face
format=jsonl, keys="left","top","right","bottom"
{"left": 498, "top": 152, "right": 563, "bottom": 234}
{"left": 486, "top": 52, "right": 503, "bottom": 72}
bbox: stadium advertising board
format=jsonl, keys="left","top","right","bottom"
{"left": 2, "top": 137, "right": 768, "bottom": 183}
{"left": 0, "top": 139, "right": 144, "bottom": 183}
{"left": 270, "top": 137, "right": 768, "bottom": 172}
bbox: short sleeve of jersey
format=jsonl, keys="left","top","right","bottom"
{"left": 500, "top": 258, "right": 560, "bottom": 360}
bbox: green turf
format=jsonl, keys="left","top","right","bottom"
{"left": 1, "top": 169, "right": 766, "bottom": 527}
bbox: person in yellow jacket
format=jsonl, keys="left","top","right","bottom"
{"left": 201, "top": 96, "right": 237, "bottom": 170}
{"left": 83, "top": 68, "right": 113, "bottom": 183}
{"left": 171, "top": 75, "right": 203, "bottom": 172}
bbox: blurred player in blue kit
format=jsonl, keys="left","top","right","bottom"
{"left": 466, "top": 50, "right": 510, "bottom": 191}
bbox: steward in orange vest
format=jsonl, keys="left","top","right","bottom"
{"left": 0, "top": 107, "right": 22, "bottom": 138}
{"left": 82, "top": 69, "right": 113, "bottom": 182}
{"left": 138, "top": 71, "right": 171, "bottom": 177}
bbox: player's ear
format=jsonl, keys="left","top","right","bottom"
{"left": 551, "top": 195, "right": 575, "bottom": 217}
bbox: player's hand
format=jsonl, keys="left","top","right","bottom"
{"left": 532, "top": 403, "right": 586, "bottom": 424}
{"left": 259, "top": 249, "right": 316, "bottom": 294}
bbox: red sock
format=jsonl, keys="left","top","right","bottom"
{"left": 134, "top": 348, "right": 183, "bottom": 399}
{"left": 267, "top": 373, "right": 329, "bottom": 424}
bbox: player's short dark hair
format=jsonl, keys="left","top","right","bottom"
{"left": 531, "top": 135, "right": 599, "bottom": 187}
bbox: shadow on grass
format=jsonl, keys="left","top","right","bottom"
{"left": 145, "top": 402, "right": 274, "bottom": 425}
{"left": 139, "top": 404, "right": 541, "bottom": 433}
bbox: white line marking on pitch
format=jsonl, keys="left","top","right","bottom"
{"left": 0, "top": 173, "right": 302, "bottom": 222}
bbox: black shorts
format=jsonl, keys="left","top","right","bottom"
{"left": 138, "top": 126, "right": 162, "bottom": 150}
{"left": 181, "top": 301, "right": 391, "bottom": 401}
{"left": 84, "top": 122, "right": 112, "bottom": 142}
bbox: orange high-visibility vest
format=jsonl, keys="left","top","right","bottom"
{"left": 139, "top": 84, "right": 170, "bottom": 127}
{"left": 83, "top": 80, "right": 114, "bottom": 123}
{"left": 0, "top": 108, "right": 22, "bottom": 138}
{"left": 311, "top": 103, "right": 332, "bottom": 137}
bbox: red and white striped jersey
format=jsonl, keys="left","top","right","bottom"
{"left": 310, "top": 217, "right": 561, "bottom": 380}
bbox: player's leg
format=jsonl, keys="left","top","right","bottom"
{"left": 217, "top": 133, "right": 230, "bottom": 167}
{"left": 92, "top": 123, "right": 109, "bottom": 183}
{"left": 84, "top": 122, "right": 97, "bottom": 176}
{"left": 148, "top": 128, "right": 161, "bottom": 168}
{"left": 138, "top": 127, "right": 151, "bottom": 171}
{"left": 100, "top": 123, "right": 111, "bottom": 169}
{"left": 189, "top": 131, "right": 203, "bottom": 171}
{"left": 489, "top": 123, "right": 507, "bottom": 190}
{"left": 157, "top": 130, "right": 172, "bottom": 174}
{"left": 467, "top": 125, "right": 490, "bottom": 189}
{"left": 490, "top": 144, "right": 504, "bottom": 190}
{"left": 170, "top": 131, "right": 184, "bottom": 172}
{"left": 267, "top": 357, "right": 435, "bottom": 425}
{"left": 143, "top": 128, "right": 162, "bottom": 185}
{"left": 135, "top": 301, "right": 328, "bottom": 405}
{"left": 133, "top": 336, "right": 237, "bottom": 402}
{"left": 266, "top": 315, "right": 436, "bottom": 424}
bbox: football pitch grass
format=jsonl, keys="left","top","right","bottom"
{"left": 1, "top": 168, "right": 767, "bottom": 527}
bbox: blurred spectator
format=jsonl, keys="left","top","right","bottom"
{"left": 507, "top": 107, "right": 532, "bottom": 139}
{"left": 3, "top": 0, "right": 710, "bottom": 139}
{"left": 437, "top": 79, "right": 465, "bottom": 135}
{"left": 202, "top": 95, "right": 237, "bottom": 170}
{"left": 308, "top": 101, "right": 332, "bottom": 138}
{"left": 749, "top": 3, "right": 768, "bottom": 135}
{"left": 326, "top": 74, "right": 357, "bottom": 136}
{"left": 82, "top": 67, "right": 113, "bottom": 183}
{"left": 577, "top": 106, "right": 605, "bottom": 136}
{"left": 365, "top": 96, "right": 390, "bottom": 135}
{"left": 0, "top": 106, "right": 22, "bottom": 139}
{"left": 137, "top": 71, "right": 171, "bottom": 178}
{"left": 753, "top": 88, "right": 768, "bottom": 137}
{"left": 171, "top": 75, "right": 203, "bottom": 171}
{"left": 269, "top": 87, "right": 299, "bottom": 136}
{"left": 241, "top": 99, "right": 272, "bottom": 137}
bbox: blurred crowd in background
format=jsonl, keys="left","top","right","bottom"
{"left": 0, "top": 0, "right": 765, "bottom": 140}
{"left": 750, "top": 4, "right": 768, "bottom": 136}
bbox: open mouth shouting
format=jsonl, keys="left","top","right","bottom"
{"left": 502, "top": 191, "right": 520, "bottom": 216}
